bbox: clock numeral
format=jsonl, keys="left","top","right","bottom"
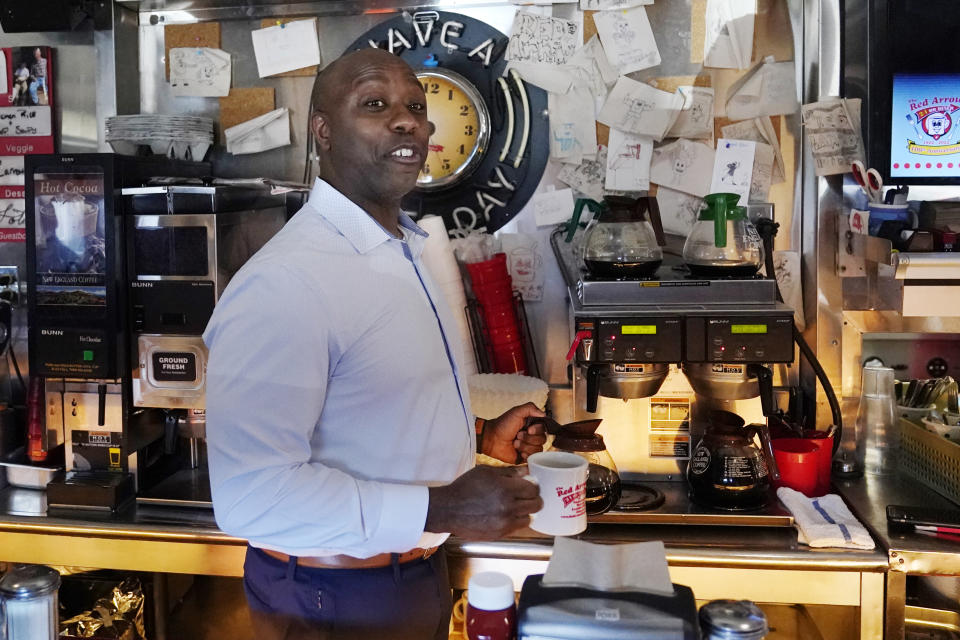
{"left": 429, "top": 82, "right": 440, "bottom": 94}
{"left": 448, "top": 89, "right": 454, "bottom": 101}
{"left": 459, "top": 105, "right": 469, "bottom": 116}
{"left": 458, "top": 144, "right": 465, "bottom": 155}
{"left": 464, "top": 125, "right": 475, "bottom": 136}
{"left": 442, "top": 159, "right": 451, "bottom": 171}
{"left": 423, "top": 164, "right": 431, "bottom": 175}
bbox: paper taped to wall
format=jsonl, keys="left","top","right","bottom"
{"left": 169, "top": 48, "right": 231, "bottom": 97}
{"left": 251, "top": 19, "right": 321, "bottom": 78}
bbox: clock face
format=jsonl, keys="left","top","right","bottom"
{"left": 416, "top": 69, "right": 490, "bottom": 191}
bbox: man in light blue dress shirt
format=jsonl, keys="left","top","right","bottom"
{"left": 204, "top": 48, "right": 547, "bottom": 639}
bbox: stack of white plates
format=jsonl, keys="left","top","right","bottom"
{"left": 105, "top": 115, "right": 214, "bottom": 161}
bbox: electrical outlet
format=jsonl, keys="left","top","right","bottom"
{"left": 0, "top": 266, "right": 18, "bottom": 306}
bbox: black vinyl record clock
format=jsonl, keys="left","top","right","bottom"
{"left": 345, "top": 11, "right": 550, "bottom": 234}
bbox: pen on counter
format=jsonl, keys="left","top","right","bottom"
{"left": 915, "top": 525, "right": 960, "bottom": 536}
{"left": 913, "top": 529, "right": 960, "bottom": 544}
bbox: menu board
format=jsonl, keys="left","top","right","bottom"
{"left": 890, "top": 73, "right": 960, "bottom": 180}
{"left": 0, "top": 46, "right": 55, "bottom": 243}
{"left": 33, "top": 170, "right": 106, "bottom": 307}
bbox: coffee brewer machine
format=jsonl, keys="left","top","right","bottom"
{"left": 553, "top": 200, "right": 795, "bottom": 483}
{"left": 25, "top": 154, "right": 286, "bottom": 509}
{"left": 124, "top": 185, "right": 286, "bottom": 507}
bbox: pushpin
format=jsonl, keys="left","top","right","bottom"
{"left": 423, "top": 53, "right": 439, "bottom": 67}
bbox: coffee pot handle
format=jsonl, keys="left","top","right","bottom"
{"left": 586, "top": 365, "right": 602, "bottom": 413}
{"left": 565, "top": 199, "right": 604, "bottom": 243}
{"left": 749, "top": 364, "right": 775, "bottom": 417}
{"left": 645, "top": 196, "right": 667, "bottom": 246}
{"left": 751, "top": 422, "right": 781, "bottom": 483}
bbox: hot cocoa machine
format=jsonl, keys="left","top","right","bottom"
{"left": 25, "top": 153, "right": 286, "bottom": 508}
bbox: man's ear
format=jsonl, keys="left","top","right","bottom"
{"left": 311, "top": 111, "right": 332, "bottom": 152}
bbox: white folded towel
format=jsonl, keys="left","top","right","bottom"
{"left": 777, "top": 487, "right": 876, "bottom": 549}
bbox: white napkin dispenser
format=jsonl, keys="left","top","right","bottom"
{"left": 517, "top": 574, "right": 699, "bottom": 640}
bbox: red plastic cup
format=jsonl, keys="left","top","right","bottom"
{"left": 488, "top": 324, "right": 521, "bottom": 346}
{"left": 472, "top": 278, "right": 514, "bottom": 302}
{"left": 483, "top": 301, "right": 518, "bottom": 330}
{"left": 772, "top": 438, "right": 822, "bottom": 497}
{"left": 491, "top": 340, "right": 527, "bottom": 374}
{"left": 803, "top": 430, "right": 835, "bottom": 496}
{"left": 466, "top": 253, "right": 509, "bottom": 285}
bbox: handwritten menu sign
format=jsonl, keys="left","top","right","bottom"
{"left": 0, "top": 107, "right": 52, "bottom": 137}
{"left": 0, "top": 46, "right": 55, "bottom": 243}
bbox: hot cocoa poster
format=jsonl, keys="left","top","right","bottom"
{"left": 33, "top": 172, "right": 106, "bottom": 307}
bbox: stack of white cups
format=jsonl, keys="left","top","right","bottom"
{"left": 418, "top": 215, "right": 478, "bottom": 376}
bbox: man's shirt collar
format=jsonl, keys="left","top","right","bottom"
{"left": 307, "top": 178, "right": 428, "bottom": 257}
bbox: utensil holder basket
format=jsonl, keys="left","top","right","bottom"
{"left": 899, "top": 418, "right": 960, "bottom": 505}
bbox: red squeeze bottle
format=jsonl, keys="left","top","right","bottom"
{"left": 466, "top": 572, "right": 517, "bottom": 640}
{"left": 26, "top": 376, "right": 47, "bottom": 463}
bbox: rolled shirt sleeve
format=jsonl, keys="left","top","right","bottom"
{"left": 204, "top": 263, "right": 429, "bottom": 557}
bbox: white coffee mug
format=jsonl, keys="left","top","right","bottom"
{"left": 524, "top": 451, "right": 588, "bottom": 536}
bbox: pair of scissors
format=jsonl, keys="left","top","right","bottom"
{"left": 851, "top": 161, "right": 883, "bottom": 203}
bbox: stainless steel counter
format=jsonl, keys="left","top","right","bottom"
{"left": 836, "top": 472, "right": 960, "bottom": 572}
{"left": 835, "top": 471, "right": 960, "bottom": 639}
{"left": 0, "top": 478, "right": 912, "bottom": 639}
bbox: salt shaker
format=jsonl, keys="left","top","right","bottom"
{"left": 699, "top": 599, "right": 768, "bottom": 639}
{"left": 466, "top": 571, "right": 516, "bottom": 640}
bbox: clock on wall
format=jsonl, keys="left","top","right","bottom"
{"left": 345, "top": 11, "right": 550, "bottom": 235}
{"left": 416, "top": 67, "right": 490, "bottom": 191}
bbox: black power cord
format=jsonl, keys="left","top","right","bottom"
{"left": 755, "top": 218, "right": 843, "bottom": 454}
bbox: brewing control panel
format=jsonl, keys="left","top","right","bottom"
{"left": 686, "top": 314, "right": 794, "bottom": 363}
{"left": 574, "top": 316, "right": 682, "bottom": 363}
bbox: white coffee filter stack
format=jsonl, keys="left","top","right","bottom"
{"left": 468, "top": 373, "right": 549, "bottom": 419}
{"left": 418, "top": 215, "right": 477, "bottom": 376}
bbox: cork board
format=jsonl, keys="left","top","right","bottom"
{"left": 583, "top": 11, "right": 599, "bottom": 44}
{"left": 693, "top": 0, "right": 793, "bottom": 67}
{"left": 258, "top": 18, "right": 322, "bottom": 77}
{"left": 753, "top": 0, "right": 794, "bottom": 63}
{"left": 219, "top": 87, "right": 275, "bottom": 141}
{"left": 164, "top": 22, "right": 221, "bottom": 79}
{"left": 596, "top": 123, "right": 609, "bottom": 148}
{"left": 690, "top": 0, "right": 707, "bottom": 64}
{"left": 649, "top": 74, "right": 713, "bottom": 94}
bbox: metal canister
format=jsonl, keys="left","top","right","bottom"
{"left": 699, "top": 600, "right": 768, "bottom": 639}
{"left": 0, "top": 564, "right": 61, "bottom": 640}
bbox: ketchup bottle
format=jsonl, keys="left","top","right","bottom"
{"left": 26, "top": 376, "right": 47, "bottom": 463}
{"left": 466, "top": 572, "right": 516, "bottom": 640}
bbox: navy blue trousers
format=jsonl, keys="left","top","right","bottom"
{"left": 243, "top": 546, "right": 452, "bottom": 640}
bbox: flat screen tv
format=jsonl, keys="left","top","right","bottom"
{"left": 890, "top": 74, "right": 960, "bottom": 181}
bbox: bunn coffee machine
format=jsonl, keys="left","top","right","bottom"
{"left": 25, "top": 154, "right": 209, "bottom": 509}
{"left": 552, "top": 202, "right": 795, "bottom": 483}
{"left": 25, "top": 154, "right": 287, "bottom": 509}
{"left": 124, "top": 185, "right": 286, "bottom": 507}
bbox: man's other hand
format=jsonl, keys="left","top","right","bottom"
{"left": 425, "top": 465, "right": 543, "bottom": 539}
{"left": 481, "top": 402, "right": 547, "bottom": 463}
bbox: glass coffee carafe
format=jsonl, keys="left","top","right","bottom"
{"left": 567, "top": 196, "right": 665, "bottom": 279}
{"left": 525, "top": 417, "right": 621, "bottom": 514}
{"left": 686, "top": 410, "right": 780, "bottom": 510}
{"left": 683, "top": 193, "right": 764, "bottom": 278}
